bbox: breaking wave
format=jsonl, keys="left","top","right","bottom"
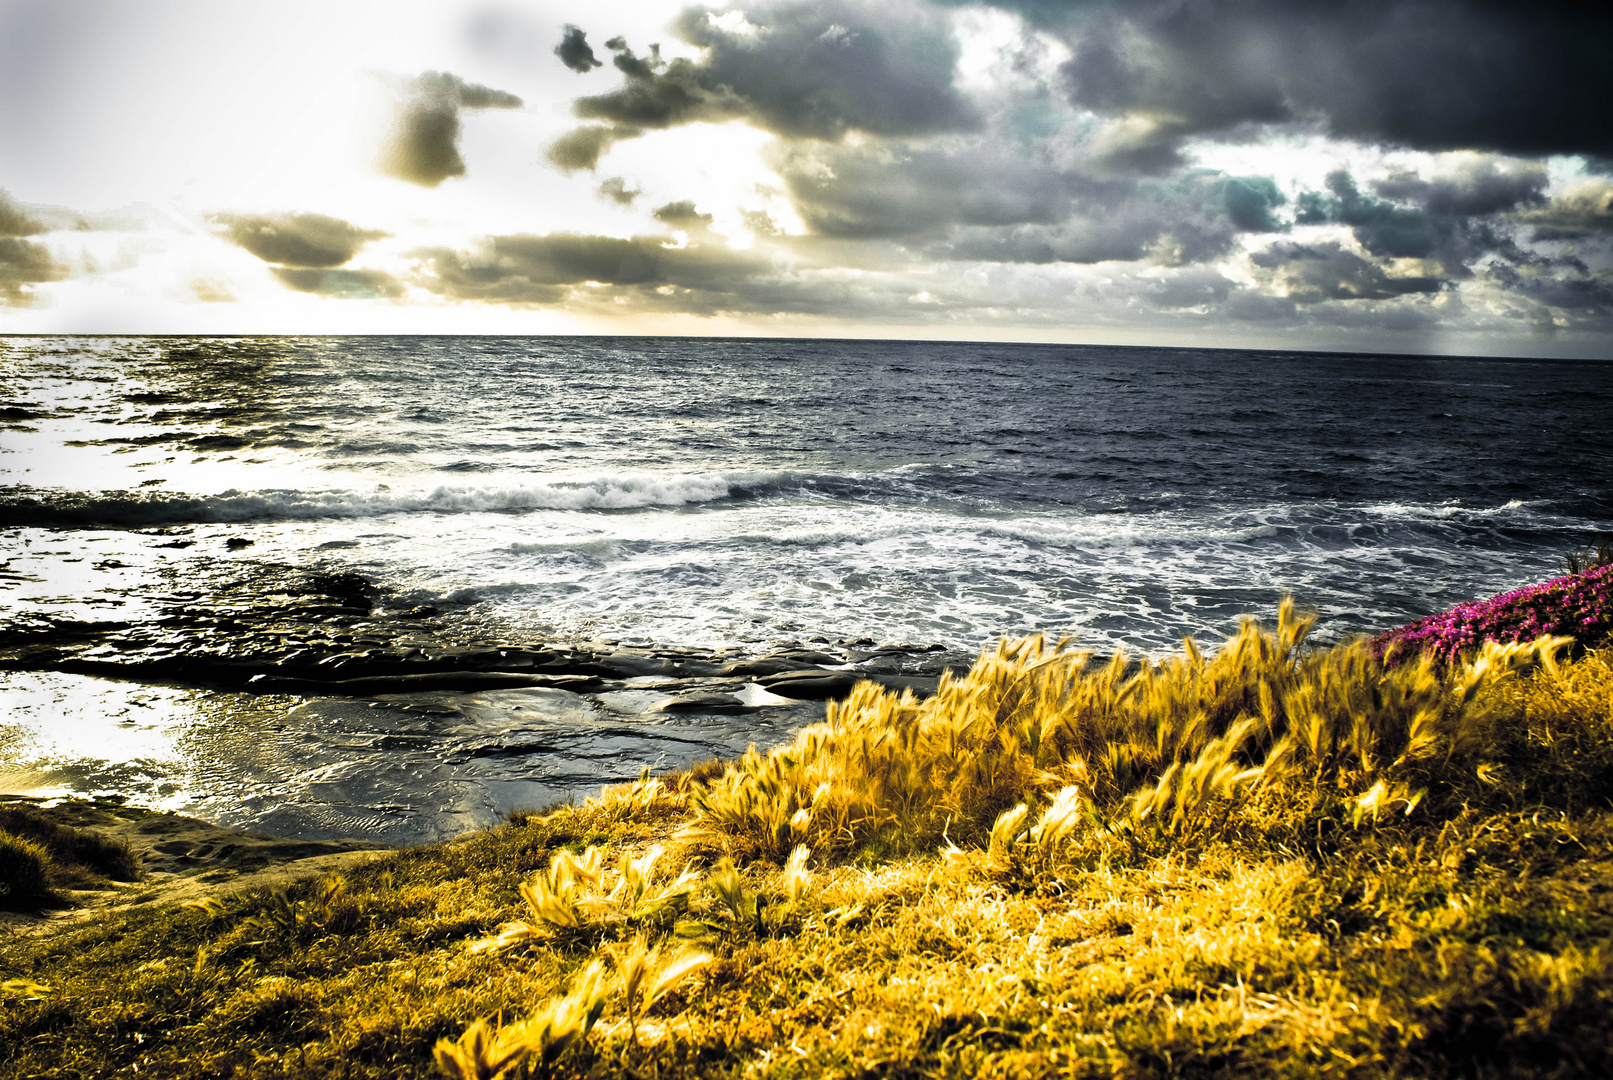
{"left": 0, "top": 471, "right": 796, "bottom": 526}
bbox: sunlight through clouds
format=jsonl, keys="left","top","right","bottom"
{"left": 0, "top": 0, "right": 1607, "bottom": 355}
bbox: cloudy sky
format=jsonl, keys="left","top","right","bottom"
{"left": 1, "top": 0, "right": 1609, "bottom": 355}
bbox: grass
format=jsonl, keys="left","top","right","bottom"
{"left": 2, "top": 599, "right": 1612, "bottom": 1078}
{"left": 0, "top": 803, "right": 141, "bottom": 908}
{"left": 0, "top": 833, "right": 53, "bottom": 906}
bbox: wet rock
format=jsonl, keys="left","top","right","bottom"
{"left": 0, "top": 557, "right": 967, "bottom": 722}
{"left": 757, "top": 670, "right": 861, "bottom": 700}
{"left": 665, "top": 659, "right": 726, "bottom": 677}
{"left": 718, "top": 656, "right": 818, "bottom": 678}
{"left": 127, "top": 814, "right": 389, "bottom": 875}
{"left": 856, "top": 655, "right": 908, "bottom": 675}
{"left": 533, "top": 655, "right": 621, "bottom": 678}
{"left": 225, "top": 538, "right": 254, "bottom": 550}
{"left": 459, "top": 646, "right": 510, "bottom": 665}
{"left": 187, "top": 434, "right": 254, "bottom": 451}
{"left": 490, "top": 648, "right": 559, "bottom": 669}
{"left": 652, "top": 692, "right": 755, "bottom": 715}
{"left": 868, "top": 674, "right": 940, "bottom": 698}
{"left": 634, "top": 677, "right": 745, "bottom": 693}
{"left": 602, "top": 650, "right": 677, "bottom": 678}
{"left": 463, "top": 738, "right": 566, "bottom": 759}
{"left": 774, "top": 650, "right": 843, "bottom": 666}
{"left": 756, "top": 668, "right": 846, "bottom": 686}
{"left": 246, "top": 670, "right": 610, "bottom": 696}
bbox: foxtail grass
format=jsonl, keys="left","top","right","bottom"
{"left": 4, "top": 599, "right": 1611, "bottom": 1079}
{"left": 685, "top": 599, "right": 1566, "bottom": 864}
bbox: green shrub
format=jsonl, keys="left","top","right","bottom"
{"left": 0, "top": 804, "right": 139, "bottom": 886}
{"left": 0, "top": 829, "right": 54, "bottom": 905}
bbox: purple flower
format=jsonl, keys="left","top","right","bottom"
{"left": 1371, "top": 563, "right": 1613, "bottom": 666}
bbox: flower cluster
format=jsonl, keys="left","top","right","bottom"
{"left": 1372, "top": 563, "right": 1613, "bottom": 666}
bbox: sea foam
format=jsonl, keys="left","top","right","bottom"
{"left": 0, "top": 470, "right": 791, "bottom": 525}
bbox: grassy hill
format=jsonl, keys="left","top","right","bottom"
{"left": 4, "top": 588, "right": 1612, "bottom": 1079}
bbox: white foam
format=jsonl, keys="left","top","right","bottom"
{"left": 7, "top": 470, "right": 796, "bottom": 525}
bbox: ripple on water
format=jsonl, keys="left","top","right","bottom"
{"left": 0, "top": 673, "right": 817, "bottom": 845}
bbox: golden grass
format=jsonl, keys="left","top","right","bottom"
{"left": 3, "top": 606, "right": 1611, "bottom": 1078}
{"left": 686, "top": 600, "right": 1567, "bottom": 863}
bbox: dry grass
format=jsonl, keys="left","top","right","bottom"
{"left": 3, "top": 605, "right": 1611, "bottom": 1078}
{"left": 0, "top": 804, "right": 141, "bottom": 907}
{"left": 687, "top": 600, "right": 1564, "bottom": 863}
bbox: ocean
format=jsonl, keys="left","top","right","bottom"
{"left": 2, "top": 336, "right": 1609, "bottom": 842}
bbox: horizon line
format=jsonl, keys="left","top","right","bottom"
{"left": 2, "top": 331, "right": 1611, "bottom": 366}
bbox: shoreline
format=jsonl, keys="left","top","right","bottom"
{"left": 3, "top": 604, "right": 1610, "bottom": 1079}
{"left": 0, "top": 558, "right": 979, "bottom": 846}
{"left": 0, "top": 559, "right": 974, "bottom": 703}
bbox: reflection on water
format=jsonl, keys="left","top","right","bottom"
{"left": 6, "top": 336, "right": 1612, "bottom": 844}
{"left": 0, "top": 672, "right": 200, "bottom": 807}
{"left": 5, "top": 336, "right": 1611, "bottom": 652}
{"left": 0, "top": 671, "right": 816, "bottom": 845}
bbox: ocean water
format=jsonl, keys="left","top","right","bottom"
{"left": 2, "top": 336, "right": 1610, "bottom": 840}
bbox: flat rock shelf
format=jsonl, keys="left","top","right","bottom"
{"left": 0, "top": 560, "right": 976, "bottom": 846}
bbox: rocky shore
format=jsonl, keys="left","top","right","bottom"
{"left": 0, "top": 558, "right": 973, "bottom": 717}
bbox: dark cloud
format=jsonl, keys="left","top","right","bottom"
{"left": 211, "top": 213, "right": 387, "bottom": 268}
{"left": 597, "top": 177, "right": 641, "bottom": 205}
{"left": 1517, "top": 179, "right": 1613, "bottom": 239}
{"left": 771, "top": 140, "right": 1281, "bottom": 265}
{"left": 1010, "top": 1, "right": 1613, "bottom": 163}
{"left": 0, "top": 189, "right": 45, "bottom": 237}
{"left": 410, "top": 233, "right": 773, "bottom": 304}
{"left": 546, "top": 124, "right": 637, "bottom": 172}
{"left": 938, "top": 222, "right": 1141, "bottom": 265}
{"left": 1295, "top": 170, "right": 1484, "bottom": 262}
{"left": 271, "top": 267, "right": 406, "bottom": 299}
{"left": 377, "top": 71, "right": 523, "bottom": 186}
{"left": 1221, "top": 288, "right": 1298, "bottom": 322}
{"left": 20, "top": 202, "right": 159, "bottom": 233}
{"left": 1371, "top": 156, "right": 1547, "bottom": 218}
{"left": 1221, "top": 176, "right": 1286, "bottom": 233}
{"left": 1060, "top": 14, "right": 1286, "bottom": 171}
{"left": 568, "top": 42, "right": 745, "bottom": 133}
{"left": 668, "top": 1, "right": 979, "bottom": 140}
{"left": 0, "top": 236, "right": 65, "bottom": 304}
{"left": 741, "top": 209, "right": 783, "bottom": 237}
{"left": 209, "top": 211, "right": 399, "bottom": 300}
{"left": 526, "top": 0, "right": 1608, "bottom": 343}
{"left": 1486, "top": 261, "right": 1613, "bottom": 313}
{"left": 549, "top": 1, "right": 979, "bottom": 166}
{"left": 652, "top": 201, "right": 714, "bottom": 231}
{"left": 770, "top": 140, "right": 1080, "bottom": 241}
{"left": 408, "top": 230, "right": 1005, "bottom": 319}
{"left": 934, "top": 187, "right": 1250, "bottom": 267}
{"left": 1251, "top": 241, "right": 1444, "bottom": 303}
{"left": 0, "top": 189, "right": 64, "bottom": 305}
{"left": 555, "top": 25, "right": 603, "bottom": 73}
{"left": 1131, "top": 265, "right": 1238, "bottom": 311}
{"left": 1287, "top": 164, "right": 1583, "bottom": 297}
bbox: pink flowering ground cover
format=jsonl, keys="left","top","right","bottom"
{"left": 1371, "top": 562, "right": 1613, "bottom": 666}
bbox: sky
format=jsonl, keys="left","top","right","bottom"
{"left": 1, "top": 0, "right": 1610, "bottom": 356}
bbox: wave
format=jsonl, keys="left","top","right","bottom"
{"left": 663, "top": 497, "right": 1576, "bottom": 554}
{"left": 0, "top": 471, "right": 795, "bottom": 526}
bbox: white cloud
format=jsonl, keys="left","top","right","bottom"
{"left": 0, "top": 0, "right": 1607, "bottom": 357}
